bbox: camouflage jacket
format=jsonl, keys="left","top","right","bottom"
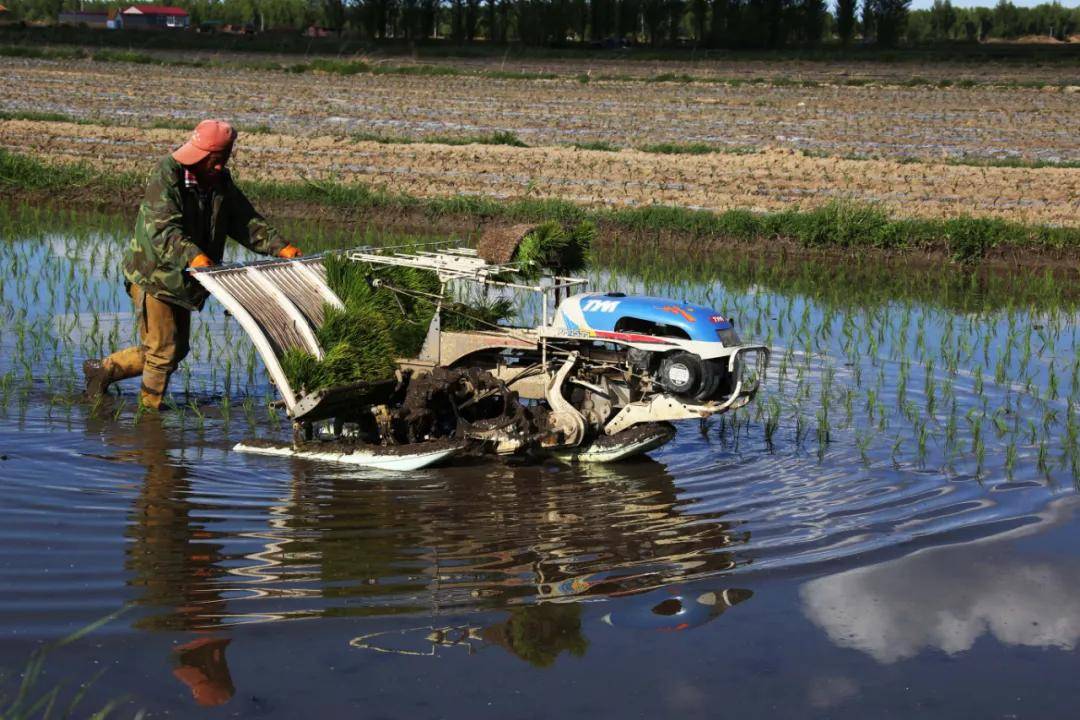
{"left": 123, "top": 155, "right": 287, "bottom": 311}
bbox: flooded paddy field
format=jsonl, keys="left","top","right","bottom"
{"left": 2, "top": 203, "right": 1080, "bottom": 717}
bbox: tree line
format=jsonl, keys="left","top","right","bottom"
{"left": 909, "top": 1, "right": 1078, "bottom": 43}
{"left": 6, "top": 0, "right": 1079, "bottom": 48}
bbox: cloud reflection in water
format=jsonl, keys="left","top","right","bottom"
{"left": 801, "top": 529, "right": 1080, "bottom": 663}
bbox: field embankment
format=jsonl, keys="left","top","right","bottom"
{"left": 4, "top": 145, "right": 1078, "bottom": 271}
{"left": 1, "top": 119, "right": 1076, "bottom": 229}
{"left": 0, "top": 53, "right": 1076, "bottom": 269}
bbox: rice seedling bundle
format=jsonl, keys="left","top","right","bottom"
{"left": 512, "top": 221, "right": 594, "bottom": 279}
{"left": 282, "top": 222, "right": 593, "bottom": 392}
{"left": 282, "top": 254, "right": 441, "bottom": 392}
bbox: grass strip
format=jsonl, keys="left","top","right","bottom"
{"left": 2, "top": 148, "right": 1076, "bottom": 264}
{"left": 637, "top": 142, "right": 759, "bottom": 156}
{"left": 2, "top": 43, "right": 1074, "bottom": 92}
{"left": 351, "top": 129, "right": 528, "bottom": 147}
{"left": 0, "top": 148, "right": 139, "bottom": 194}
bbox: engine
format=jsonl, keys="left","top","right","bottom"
{"left": 655, "top": 351, "right": 738, "bottom": 403}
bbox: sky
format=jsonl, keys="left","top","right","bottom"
{"left": 908, "top": 0, "right": 1079, "bottom": 8}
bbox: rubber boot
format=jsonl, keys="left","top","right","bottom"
{"left": 138, "top": 388, "right": 163, "bottom": 411}
{"left": 83, "top": 358, "right": 114, "bottom": 399}
{"left": 84, "top": 347, "right": 144, "bottom": 399}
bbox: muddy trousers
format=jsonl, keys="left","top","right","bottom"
{"left": 103, "top": 284, "right": 191, "bottom": 409}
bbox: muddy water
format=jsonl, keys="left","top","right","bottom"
{"left": 2, "top": 207, "right": 1080, "bottom": 717}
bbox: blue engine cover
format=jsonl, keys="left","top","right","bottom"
{"left": 560, "top": 293, "right": 732, "bottom": 343}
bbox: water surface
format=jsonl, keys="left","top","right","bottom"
{"left": 2, "top": 205, "right": 1079, "bottom": 717}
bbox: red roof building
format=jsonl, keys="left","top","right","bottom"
{"left": 120, "top": 5, "right": 190, "bottom": 29}
{"left": 124, "top": 5, "right": 188, "bottom": 15}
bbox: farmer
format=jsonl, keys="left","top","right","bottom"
{"left": 83, "top": 119, "right": 302, "bottom": 409}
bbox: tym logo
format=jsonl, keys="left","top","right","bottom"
{"left": 583, "top": 299, "right": 620, "bottom": 313}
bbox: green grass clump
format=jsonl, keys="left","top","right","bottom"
{"left": 378, "top": 64, "right": 461, "bottom": 77}
{"left": 942, "top": 215, "right": 1007, "bottom": 264}
{"left": 144, "top": 117, "right": 194, "bottom": 131}
{"left": 771, "top": 202, "right": 905, "bottom": 249}
{"left": 0, "top": 44, "right": 86, "bottom": 60}
{"left": 638, "top": 142, "right": 759, "bottom": 156}
{"left": 350, "top": 131, "right": 412, "bottom": 144}
{"left": 309, "top": 58, "right": 371, "bottom": 75}
{"left": 649, "top": 72, "right": 696, "bottom": 83}
{"left": 350, "top": 130, "right": 527, "bottom": 148}
{"left": 572, "top": 141, "right": 620, "bottom": 152}
{"left": 0, "top": 148, "right": 138, "bottom": 193}
{"left": 482, "top": 69, "right": 560, "bottom": 81}
{"left": 0, "top": 110, "right": 86, "bottom": 124}
{"left": 514, "top": 220, "right": 594, "bottom": 278}
{"left": 428, "top": 130, "right": 528, "bottom": 148}
{"left": 639, "top": 142, "right": 717, "bottom": 155}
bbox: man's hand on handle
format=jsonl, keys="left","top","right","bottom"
{"left": 189, "top": 253, "right": 214, "bottom": 269}
{"left": 186, "top": 246, "right": 299, "bottom": 272}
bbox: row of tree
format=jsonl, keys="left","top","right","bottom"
{"left": 7, "top": 0, "right": 1080, "bottom": 48}
{"left": 909, "top": 0, "right": 1078, "bottom": 43}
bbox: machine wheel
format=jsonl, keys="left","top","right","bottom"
{"left": 658, "top": 352, "right": 730, "bottom": 402}
{"left": 658, "top": 352, "right": 703, "bottom": 397}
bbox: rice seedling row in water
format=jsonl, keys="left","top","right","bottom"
{"left": 609, "top": 253, "right": 1078, "bottom": 482}
{"left": 1, "top": 204, "right": 1076, "bottom": 483}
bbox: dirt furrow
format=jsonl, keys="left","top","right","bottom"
{"left": 3, "top": 119, "right": 1077, "bottom": 226}
{"left": 2, "top": 57, "right": 1078, "bottom": 163}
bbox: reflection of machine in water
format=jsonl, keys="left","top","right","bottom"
{"left": 600, "top": 587, "right": 752, "bottom": 632}
{"left": 108, "top": 421, "right": 754, "bottom": 668}
{"left": 278, "top": 456, "right": 752, "bottom": 610}
{"left": 350, "top": 586, "right": 752, "bottom": 665}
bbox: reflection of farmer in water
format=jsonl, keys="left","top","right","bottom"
{"left": 171, "top": 637, "right": 235, "bottom": 707}
{"left": 95, "top": 415, "right": 235, "bottom": 707}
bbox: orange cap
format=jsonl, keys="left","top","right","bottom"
{"left": 172, "top": 119, "right": 237, "bottom": 166}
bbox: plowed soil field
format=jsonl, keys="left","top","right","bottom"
{"left": 4, "top": 118, "right": 1077, "bottom": 225}
{"left": 2, "top": 55, "right": 1078, "bottom": 225}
